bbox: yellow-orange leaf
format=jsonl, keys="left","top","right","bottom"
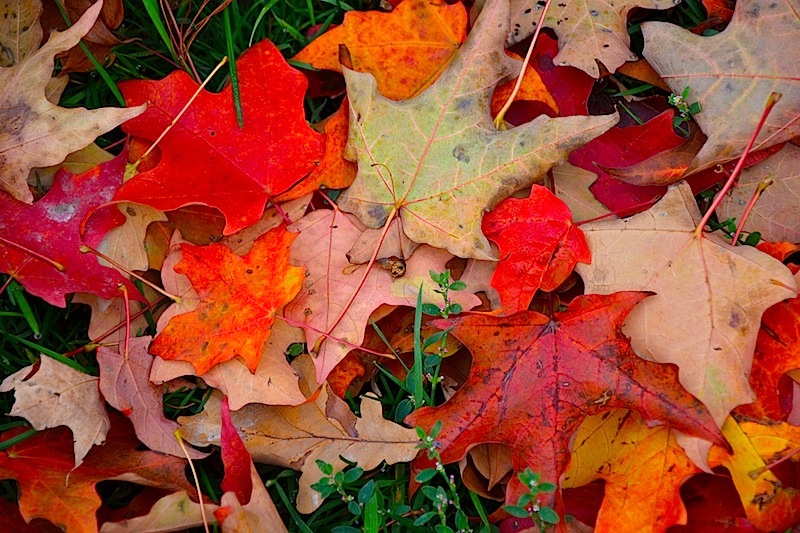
{"left": 150, "top": 226, "right": 305, "bottom": 375}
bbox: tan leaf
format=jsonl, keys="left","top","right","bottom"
{"left": 99, "top": 490, "right": 218, "bottom": 533}
{"left": 74, "top": 293, "right": 151, "bottom": 345}
{"left": 28, "top": 142, "right": 114, "bottom": 190}
{"left": 216, "top": 464, "right": 287, "bottom": 533}
{"left": 718, "top": 143, "right": 800, "bottom": 243}
{"left": 508, "top": 0, "right": 678, "bottom": 77}
{"left": 0, "top": 0, "right": 145, "bottom": 202}
{"left": 576, "top": 182, "right": 796, "bottom": 435}
{"left": 179, "top": 356, "right": 420, "bottom": 514}
{"left": 642, "top": 0, "right": 800, "bottom": 172}
{"left": 97, "top": 202, "right": 168, "bottom": 272}
{"left": 552, "top": 162, "right": 614, "bottom": 223}
{"left": 0, "top": 0, "right": 42, "bottom": 66}
{"left": 0, "top": 356, "right": 109, "bottom": 467}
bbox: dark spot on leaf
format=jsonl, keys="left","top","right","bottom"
{"left": 246, "top": 269, "right": 253, "bottom": 274}
{"left": 746, "top": 4, "right": 760, "bottom": 17}
{"left": 452, "top": 145, "right": 470, "bottom": 163}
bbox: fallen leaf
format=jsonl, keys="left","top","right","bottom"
{"left": 482, "top": 184, "right": 591, "bottom": 313}
{"left": 179, "top": 355, "right": 420, "bottom": 514}
{"left": 575, "top": 182, "right": 797, "bottom": 433}
{"left": 98, "top": 336, "right": 205, "bottom": 459}
{"left": 286, "top": 208, "right": 480, "bottom": 382}
{"left": 562, "top": 409, "right": 699, "bottom": 532}
{"left": 216, "top": 464, "right": 288, "bottom": 533}
{"left": 114, "top": 38, "right": 324, "bottom": 235}
{"left": 292, "top": 0, "right": 467, "bottom": 100}
{"left": 642, "top": 0, "right": 800, "bottom": 172}
{"left": 0, "top": 355, "right": 109, "bottom": 468}
{"left": 508, "top": 0, "right": 678, "bottom": 77}
{"left": 552, "top": 163, "right": 614, "bottom": 222}
{"left": 220, "top": 397, "right": 253, "bottom": 505}
{"left": 150, "top": 226, "right": 305, "bottom": 375}
{"left": 0, "top": 0, "right": 42, "bottom": 66}
{"left": 0, "top": 0, "right": 144, "bottom": 202}
{"left": 0, "top": 412, "right": 193, "bottom": 533}
{"left": 73, "top": 293, "right": 151, "bottom": 345}
{"left": 708, "top": 417, "right": 800, "bottom": 531}
{"left": 99, "top": 490, "right": 216, "bottom": 533}
{"left": 406, "top": 292, "right": 725, "bottom": 510}
{"left": 97, "top": 202, "right": 167, "bottom": 272}
{"left": 337, "top": 0, "right": 618, "bottom": 259}
{"left": 718, "top": 143, "right": 800, "bottom": 243}
{"left": 0, "top": 153, "right": 144, "bottom": 307}
{"left": 40, "top": 0, "right": 125, "bottom": 73}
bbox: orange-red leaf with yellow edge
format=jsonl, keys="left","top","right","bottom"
{"left": 708, "top": 417, "right": 800, "bottom": 531}
{"left": 482, "top": 184, "right": 591, "bottom": 313}
{"left": 406, "top": 292, "right": 724, "bottom": 511}
{"left": 562, "top": 409, "right": 699, "bottom": 532}
{"left": 292, "top": 0, "right": 467, "bottom": 100}
{"left": 0, "top": 412, "right": 193, "bottom": 533}
{"left": 114, "top": 39, "right": 324, "bottom": 235}
{"left": 149, "top": 226, "right": 304, "bottom": 375}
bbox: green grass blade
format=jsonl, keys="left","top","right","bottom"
{"left": 142, "top": 0, "right": 179, "bottom": 62}
{"left": 2, "top": 334, "right": 91, "bottom": 374}
{"left": 6, "top": 282, "right": 39, "bottom": 338}
{"left": 412, "top": 284, "right": 425, "bottom": 408}
{"left": 224, "top": 7, "right": 244, "bottom": 128}
{"left": 0, "top": 429, "right": 37, "bottom": 451}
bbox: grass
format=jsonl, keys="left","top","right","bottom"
{"left": 0, "top": 0, "right": 725, "bottom": 531}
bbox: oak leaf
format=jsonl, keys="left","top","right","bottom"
{"left": 286, "top": 209, "right": 480, "bottom": 382}
{"left": 150, "top": 226, "right": 305, "bottom": 375}
{"left": 708, "top": 417, "right": 800, "bottom": 531}
{"left": 0, "top": 0, "right": 42, "bottom": 66}
{"left": 0, "top": 154, "right": 144, "bottom": 307}
{"left": 179, "top": 355, "right": 420, "bottom": 514}
{"left": 337, "top": 0, "right": 618, "bottom": 260}
{"left": 114, "top": 38, "right": 324, "bottom": 235}
{"left": 719, "top": 144, "right": 800, "bottom": 243}
{"left": 482, "top": 184, "right": 591, "bottom": 313}
{"left": 575, "top": 182, "right": 797, "bottom": 433}
{"left": 0, "top": 412, "right": 194, "bottom": 533}
{"left": 0, "top": 356, "right": 110, "bottom": 468}
{"left": 406, "top": 292, "right": 725, "bottom": 509}
{"left": 642, "top": 0, "right": 800, "bottom": 172}
{"left": 508, "top": 0, "right": 678, "bottom": 77}
{"left": 0, "top": 0, "right": 144, "bottom": 202}
{"left": 562, "top": 409, "right": 699, "bottom": 532}
{"left": 97, "top": 336, "right": 205, "bottom": 459}
{"left": 292, "top": 0, "right": 467, "bottom": 100}
{"left": 99, "top": 490, "right": 216, "bottom": 533}
{"left": 96, "top": 202, "right": 167, "bottom": 272}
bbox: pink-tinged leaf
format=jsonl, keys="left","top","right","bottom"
{"left": 0, "top": 153, "right": 143, "bottom": 307}
{"left": 220, "top": 397, "right": 253, "bottom": 505}
{"left": 482, "top": 185, "right": 591, "bottom": 313}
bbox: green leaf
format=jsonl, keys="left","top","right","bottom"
{"left": 358, "top": 480, "right": 376, "bottom": 504}
{"left": 414, "top": 511, "right": 437, "bottom": 526}
{"left": 343, "top": 467, "right": 364, "bottom": 484}
{"left": 421, "top": 303, "right": 442, "bottom": 316}
{"left": 347, "top": 500, "right": 361, "bottom": 516}
{"left": 449, "top": 280, "right": 466, "bottom": 291}
{"left": 316, "top": 459, "right": 334, "bottom": 476}
{"left": 503, "top": 505, "right": 530, "bottom": 518}
{"left": 415, "top": 468, "right": 438, "bottom": 483}
{"left": 539, "top": 506, "right": 561, "bottom": 524}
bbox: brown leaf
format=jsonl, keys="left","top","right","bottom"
{"left": 0, "top": 356, "right": 109, "bottom": 468}
{"left": 0, "top": 0, "right": 42, "bottom": 66}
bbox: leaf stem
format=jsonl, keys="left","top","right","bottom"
{"left": 0, "top": 236, "right": 65, "bottom": 271}
{"left": 730, "top": 174, "right": 773, "bottom": 246}
{"left": 694, "top": 92, "right": 781, "bottom": 239}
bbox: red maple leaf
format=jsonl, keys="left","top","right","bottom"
{"left": 406, "top": 293, "right": 725, "bottom": 508}
{"left": 0, "top": 154, "right": 143, "bottom": 307}
{"left": 483, "top": 184, "right": 590, "bottom": 313}
{"left": 114, "top": 39, "right": 324, "bottom": 235}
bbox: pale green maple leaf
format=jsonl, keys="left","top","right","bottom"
{"left": 337, "top": 0, "right": 619, "bottom": 260}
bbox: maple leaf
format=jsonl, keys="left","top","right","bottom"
{"left": 336, "top": 0, "right": 618, "bottom": 260}
{"left": 96, "top": 202, "right": 167, "bottom": 272}
{"left": 406, "top": 292, "right": 725, "bottom": 509}
{"left": 562, "top": 409, "right": 699, "bottom": 531}
{"left": 0, "top": 0, "right": 144, "bottom": 203}
{"left": 642, "top": 0, "right": 800, "bottom": 172}
{"left": 0, "top": 356, "right": 110, "bottom": 468}
{"left": 286, "top": 209, "right": 480, "bottom": 382}
{"left": 0, "top": 412, "right": 194, "bottom": 533}
{"left": 0, "top": 154, "right": 144, "bottom": 307}
{"left": 114, "top": 38, "right": 324, "bottom": 235}
{"left": 708, "top": 417, "right": 800, "bottom": 531}
{"left": 719, "top": 144, "right": 800, "bottom": 243}
{"left": 576, "top": 182, "right": 797, "bottom": 437}
{"left": 508, "top": 0, "right": 678, "bottom": 77}
{"left": 552, "top": 163, "right": 613, "bottom": 222}
{"left": 482, "top": 184, "right": 591, "bottom": 313}
{"left": 179, "top": 355, "right": 421, "bottom": 514}
{"left": 97, "top": 336, "right": 205, "bottom": 459}
{"left": 292, "top": 0, "right": 467, "bottom": 101}
{"left": 0, "top": 0, "right": 42, "bottom": 66}
{"left": 150, "top": 226, "right": 305, "bottom": 375}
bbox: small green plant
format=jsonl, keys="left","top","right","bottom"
{"left": 310, "top": 460, "right": 367, "bottom": 519}
{"left": 668, "top": 86, "right": 702, "bottom": 129}
{"left": 502, "top": 468, "right": 560, "bottom": 531}
{"left": 421, "top": 269, "right": 466, "bottom": 318}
